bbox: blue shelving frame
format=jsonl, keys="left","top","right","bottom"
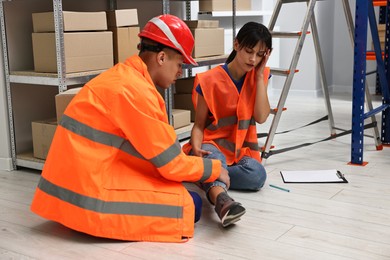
{"left": 351, "top": 0, "right": 390, "bottom": 165}
{"left": 383, "top": 1, "right": 390, "bottom": 145}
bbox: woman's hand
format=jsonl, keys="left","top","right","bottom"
{"left": 256, "top": 48, "right": 271, "bottom": 78}
{"left": 192, "top": 147, "right": 212, "bottom": 157}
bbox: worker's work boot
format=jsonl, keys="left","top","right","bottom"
{"left": 214, "top": 192, "right": 246, "bottom": 227}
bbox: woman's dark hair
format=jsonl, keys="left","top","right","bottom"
{"left": 226, "top": 22, "right": 272, "bottom": 64}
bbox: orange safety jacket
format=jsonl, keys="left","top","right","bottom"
{"left": 183, "top": 65, "right": 270, "bottom": 165}
{"left": 30, "top": 55, "right": 221, "bottom": 243}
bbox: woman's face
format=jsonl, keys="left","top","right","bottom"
{"left": 235, "top": 41, "right": 268, "bottom": 72}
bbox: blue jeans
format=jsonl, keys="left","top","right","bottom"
{"left": 194, "top": 143, "right": 267, "bottom": 192}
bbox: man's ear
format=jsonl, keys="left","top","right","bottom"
{"left": 157, "top": 51, "right": 166, "bottom": 65}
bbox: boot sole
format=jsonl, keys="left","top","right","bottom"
{"left": 221, "top": 204, "right": 246, "bottom": 227}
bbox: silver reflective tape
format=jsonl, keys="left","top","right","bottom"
{"left": 199, "top": 158, "right": 213, "bottom": 182}
{"left": 214, "top": 138, "right": 236, "bottom": 153}
{"left": 60, "top": 115, "right": 179, "bottom": 168}
{"left": 150, "top": 139, "right": 182, "bottom": 168}
{"left": 206, "top": 116, "right": 237, "bottom": 131}
{"left": 38, "top": 177, "right": 183, "bottom": 218}
{"left": 60, "top": 114, "right": 144, "bottom": 160}
{"left": 238, "top": 117, "right": 256, "bottom": 130}
{"left": 243, "top": 141, "right": 259, "bottom": 151}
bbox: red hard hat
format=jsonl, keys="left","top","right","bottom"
{"left": 139, "top": 14, "right": 198, "bottom": 66}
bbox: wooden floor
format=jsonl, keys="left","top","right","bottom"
{"left": 1, "top": 93, "right": 390, "bottom": 259}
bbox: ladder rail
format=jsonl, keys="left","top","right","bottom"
{"left": 342, "top": 0, "right": 355, "bottom": 46}
{"left": 310, "top": 9, "right": 336, "bottom": 135}
{"left": 268, "top": 0, "right": 283, "bottom": 30}
{"left": 262, "top": 0, "right": 317, "bottom": 163}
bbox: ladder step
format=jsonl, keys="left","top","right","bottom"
{"left": 271, "top": 31, "right": 310, "bottom": 38}
{"left": 270, "top": 68, "right": 299, "bottom": 76}
{"left": 270, "top": 107, "right": 287, "bottom": 115}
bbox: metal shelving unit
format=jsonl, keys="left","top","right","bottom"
{"left": 351, "top": 0, "right": 390, "bottom": 165}
{"left": 0, "top": 0, "right": 238, "bottom": 170}
{"left": 0, "top": 0, "right": 109, "bottom": 170}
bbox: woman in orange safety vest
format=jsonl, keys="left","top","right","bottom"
{"left": 30, "top": 14, "right": 229, "bottom": 243}
{"left": 183, "top": 22, "right": 272, "bottom": 211}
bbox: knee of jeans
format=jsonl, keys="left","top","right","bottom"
{"left": 254, "top": 171, "right": 267, "bottom": 190}
{"left": 201, "top": 144, "right": 227, "bottom": 165}
{"left": 251, "top": 163, "right": 267, "bottom": 191}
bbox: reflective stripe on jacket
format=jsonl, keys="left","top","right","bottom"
{"left": 183, "top": 65, "right": 270, "bottom": 165}
{"left": 31, "top": 55, "right": 221, "bottom": 242}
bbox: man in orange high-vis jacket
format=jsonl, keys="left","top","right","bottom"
{"left": 30, "top": 14, "right": 229, "bottom": 243}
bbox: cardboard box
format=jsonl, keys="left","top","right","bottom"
{"left": 107, "top": 9, "right": 138, "bottom": 27}
{"left": 32, "top": 11, "right": 107, "bottom": 32}
{"left": 55, "top": 87, "right": 82, "bottom": 124}
{"left": 111, "top": 26, "right": 140, "bottom": 63}
{"left": 32, "top": 119, "right": 57, "bottom": 160}
{"left": 191, "top": 28, "right": 224, "bottom": 58}
{"left": 172, "top": 109, "right": 191, "bottom": 129}
{"left": 378, "top": 24, "right": 385, "bottom": 50}
{"left": 199, "top": 0, "right": 251, "bottom": 12}
{"left": 32, "top": 31, "right": 114, "bottom": 73}
{"left": 184, "top": 20, "right": 219, "bottom": 28}
{"left": 174, "top": 94, "right": 195, "bottom": 121}
{"left": 175, "top": 77, "right": 195, "bottom": 94}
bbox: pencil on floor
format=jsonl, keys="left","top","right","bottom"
{"left": 269, "top": 184, "right": 290, "bottom": 192}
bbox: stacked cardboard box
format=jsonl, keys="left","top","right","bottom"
{"left": 199, "top": 0, "right": 252, "bottom": 12}
{"left": 31, "top": 11, "right": 114, "bottom": 73}
{"left": 107, "top": 9, "right": 140, "bottom": 64}
{"left": 55, "top": 87, "right": 82, "bottom": 124}
{"left": 378, "top": 24, "right": 385, "bottom": 50}
{"left": 31, "top": 119, "right": 57, "bottom": 160}
{"left": 174, "top": 77, "right": 196, "bottom": 122}
{"left": 185, "top": 20, "right": 224, "bottom": 58}
{"left": 172, "top": 109, "right": 191, "bottom": 129}
{"left": 32, "top": 87, "right": 82, "bottom": 160}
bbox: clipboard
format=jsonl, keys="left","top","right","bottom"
{"left": 280, "top": 169, "right": 348, "bottom": 183}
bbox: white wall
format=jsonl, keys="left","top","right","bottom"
{"left": 329, "top": 0, "right": 378, "bottom": 94}
{"left": 331, "top": 0, "right": 355, "bottom": 94}
{"left": 269, "top": 1, "right": 334, "bottom": 97}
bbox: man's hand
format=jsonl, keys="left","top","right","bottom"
{"left": 217, "top": 167, "right": 230, "bottom": 189}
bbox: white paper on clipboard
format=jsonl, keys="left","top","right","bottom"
{"left": 280, "top": 169, "right": 348, "bottom": 183}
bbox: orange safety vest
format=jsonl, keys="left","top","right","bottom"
{"left": 183, "top": 65, "right": 270, "bottom": 165}
{"left": 30, "top": 55, "right": 221, "bottom": 243}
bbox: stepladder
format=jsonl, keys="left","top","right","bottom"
{"left": 261, "top": 0, "right": 383, "bottom": 164}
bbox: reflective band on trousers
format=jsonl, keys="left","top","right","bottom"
{"left": 206, "top": 116, "right": 256, "bottom": 131}
{"left": 38, "top": 177, "right": 183, "bottom": 218}
{"left": 60, "top": 114, "right": 214, "bottom": 182}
